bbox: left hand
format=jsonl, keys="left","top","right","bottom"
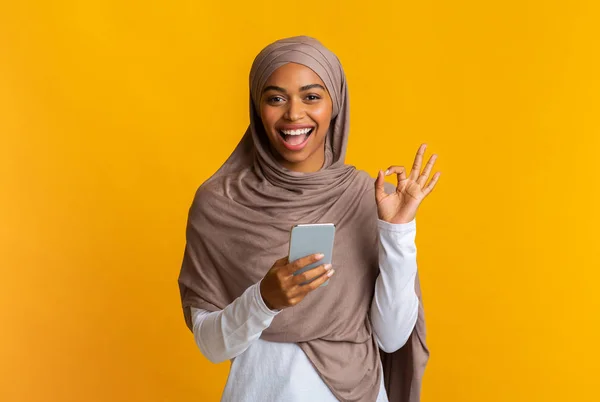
{"left": 375, "top": 143, "right": 441, "bottom": 224}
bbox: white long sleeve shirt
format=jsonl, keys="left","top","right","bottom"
{"left": 190, "top": 218, "right": 419, "bottom": 402}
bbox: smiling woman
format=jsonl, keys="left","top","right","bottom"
{"left": 178, "top": 35, "right": 439, "bottom": 402}
{"left": 259, "top": 63, "right": 333, "bottom": 172}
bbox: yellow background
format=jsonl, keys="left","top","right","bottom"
{"left": 1, "top": 1, "right": 599, "bottom": 401}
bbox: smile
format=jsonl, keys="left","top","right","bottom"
{"left": 277, "top": 127, "right": 314, "bottom": 151}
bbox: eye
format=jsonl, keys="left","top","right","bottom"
{"left": 306, "top": 94, "right": 321, "bottom": 101}
{"left": 268, "top": 96, "right": 285, "bottom": 104}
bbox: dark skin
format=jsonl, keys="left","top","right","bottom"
{"left": 259, "top": 62, "right": 332, "bottom": 173}
{"left": 259, "top": 63, "right": 441, "bottom": 310}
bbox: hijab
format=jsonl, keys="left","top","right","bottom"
{"left": 177, "top": 35, "right": 429, "bottom": 402}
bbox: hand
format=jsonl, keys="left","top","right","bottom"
{"left": 375, "top": 143, "right": 441, "bottom": 224}
{"left": 260, "top": 254, "right": 334, "bottom": 311}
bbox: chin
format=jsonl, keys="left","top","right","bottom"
{"left": 277, "top": 148, "right": 311, "bottom": 163}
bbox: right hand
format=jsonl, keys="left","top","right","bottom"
{"left": 260, "top": 253, "right": 335, "bottom": 311}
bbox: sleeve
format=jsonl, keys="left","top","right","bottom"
{"left": 369, "top": 217, "right": 420, "bottom": 353}
{"left": 191, "top": 279, "right": 281, "bottom": 363}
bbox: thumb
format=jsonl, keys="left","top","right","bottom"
{"left": 374, "top": 170, "right": 386, "bottom": 204}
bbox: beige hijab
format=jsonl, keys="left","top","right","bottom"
{"left": 178, "top": 35, "right": 429, "bottom": 402}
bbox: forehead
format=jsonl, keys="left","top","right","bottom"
{"left": 264, "top": 62, "right": 326, "bottom": 88}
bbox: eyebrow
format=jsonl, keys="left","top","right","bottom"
{"left": 262, "top": 83, "right": 326, "bottom": 94}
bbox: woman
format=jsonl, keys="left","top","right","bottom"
{"left": 178, "top": 36, "right": 440, "bottom": 402}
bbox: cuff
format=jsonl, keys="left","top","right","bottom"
{"left": 254, "top": 279, "right": 282, "bottom": 316}
{"left": 377, "top": 217, "right": 416, "bottom": 233}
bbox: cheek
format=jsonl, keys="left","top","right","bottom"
{"left": 310, "top": 104, "right": 332, "bottom": 128}
{"left": 260, "top": 107, "right": 277, "bottom": 130}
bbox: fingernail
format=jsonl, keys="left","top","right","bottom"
{"left": 324, "top": 264, "right": 332, "bottom": 270}
{"left": 327, "top": 269, "right": 335, "bottom": 277}
{"left": 316, "top": 253, "right": 324, "bottom": 259}
{"left": 385, "top": 169, "right": 390, "bottom": 176}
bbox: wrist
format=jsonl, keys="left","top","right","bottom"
{"left": 259, "top": 279, "right": 276, "bottom": 311}
{"left": 388, "top": 213, "right": 416, "bottom": 224}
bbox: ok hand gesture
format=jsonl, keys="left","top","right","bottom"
{"left": 375, "top": 143, "right": 441, "bottom": 224}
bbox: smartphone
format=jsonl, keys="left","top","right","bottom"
{"left": 288, "top": 223, "right": 336, "bottom": 287}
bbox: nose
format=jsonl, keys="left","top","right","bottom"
{"left": 283, "top": 97, "right": 305, "bottom": 121}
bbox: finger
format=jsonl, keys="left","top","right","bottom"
{"left": 269, "top": 256, "right": 289, "bottom": 276}
{"left": 302, "top": 268, "right": 335, "bottom": 293}
{"left": 409, "top": 143, "right": 427, "bottom": 181}
{"left": 285, "top": 253, "right": 324, "bottom": 275}
{"left": 422, "top": 171, "right": 441, "bottom": 197}
{"left": 416, "top": 154, "right": 437, "bottom": 187}
{"left": 375, "top": 170, "right": 387, "bottom": 203}
{"left": 287, "top": 296, "right": 303, "bottom": 307}
{"left": 385, "top": 166, "right": 407, "bottom": 190}
{"left": 291, "top": 263, "right": 332, "bottom": 286}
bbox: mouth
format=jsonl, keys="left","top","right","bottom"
{"left": 277, "top": 127, "right": 315, "bottom": 150}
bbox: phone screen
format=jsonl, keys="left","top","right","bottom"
{"left": 288, "top": 223, "right": 336, "bottom": 287}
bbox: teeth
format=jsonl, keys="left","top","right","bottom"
{"left": 280, "top": 128, "right": 313, "bottom": 135}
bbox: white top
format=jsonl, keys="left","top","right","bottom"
{"left": 190, "top": 218, "right": 419, "bottom": 402}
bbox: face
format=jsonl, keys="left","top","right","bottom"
{"left": 259, "top": 62, "right": 333, "bottom": 173}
